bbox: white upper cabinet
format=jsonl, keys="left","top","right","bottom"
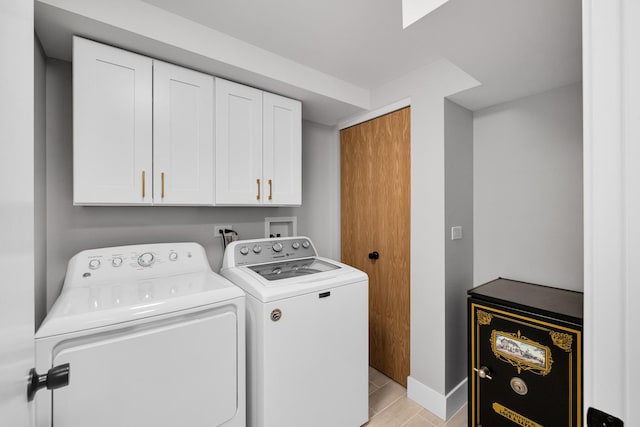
{"left": 74, "top": 38, "right": 301, "bottom": 207}
{"left": 263, "top": 92, "right": 302, "bottom": 205}
{"left": 215, "top": 78, "right": 264, "bottom": 205}
{"left": 73, "top": 37, "right": 215, "bottom": 206}
{"left": 153, "top": 61, "right": 214, "bottom": 205}
{"left": 73, "top": 36, "right": 153, "bottom": 205}
{"left": 215, "top": 78, "right": 302, "bottom": 206}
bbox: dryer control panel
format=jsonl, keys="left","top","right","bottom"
{"left": 64, "top": 242, "right": 211, "bottom": 287}
{"left": 226, "top": 237, "right": 317, "bottom": 267}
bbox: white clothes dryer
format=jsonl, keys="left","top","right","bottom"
{"left": 34, "top": 242, "right": 245, "bottom": 427}
{"left": 221, "top": 237, "right": 368, "bottom": 427}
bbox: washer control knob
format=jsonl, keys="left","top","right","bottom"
{"left": 272, "top": 242, "right": 283, "bottom": 252}
{"left": 240, "top": 246, "right": 249, "bottom": 256}
{"left": 252, "top": 245, "right": 262, "bottom": 254}
{"left": 301, "top": 241, "right": 310, "bottom": 249}
{"left": 88, "top": 259, "right": 101, "bottom": 270}
{"left": 168, "top": 252, "right": 178, "bottom": 261}
{"left": 138, "top": 252, "right": 155, "bottom": 267}
{"left": 292, "top": 242, "right": 300, "bottom": 249}
{"left": 111, "top": 257, "right": 123, "bottom": 267}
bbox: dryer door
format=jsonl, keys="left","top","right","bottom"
{"left": 50, "top": 308, "right": 238, "bottom": 427}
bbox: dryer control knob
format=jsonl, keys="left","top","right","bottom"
{"left": 138, "top": 252, "right": 155, "bottom": 267}
{"left": 292, "top": 242, "right": 300, "bottom": 249}
{"left": 240, "top": 246, "right": 249, "bottom": 255}
{"left": 272, "top": 242, "right": 283, "bottom": 252}
{"left": 168, "top": 252, "right": 178, "bottom": 261}
{"left": 111, "top": 257, "right": 123, "bottom": 267}
{"left": 88, "top": 259, "right": 101, "bottom": 270}
{"left": 252, "top": 245, "right": 262, "bottom": 254}
{"left": 302, "top": 241, "right": 310, "bottom": 249}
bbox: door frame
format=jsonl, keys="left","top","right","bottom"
{"left": 0, "top": 0, "right": 35, "bottom": 425}
{"left": 582, "top": 0, "right": 640, "bottom": 423}
{"left": 338, "top": 98, "right": 411, "bottom": 130}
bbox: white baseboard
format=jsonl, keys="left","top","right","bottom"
{"left": 407, "top": 376, "right": 467, "bottom": 420}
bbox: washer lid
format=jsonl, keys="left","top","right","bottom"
{"left": 221, "top": 256, "right": 368, "bottom": 302}
{"left": 247, "top": 257, "right": 340, "bottom": 282}
{"left": 36, "top": 271, "right": 244, "bottom": 338}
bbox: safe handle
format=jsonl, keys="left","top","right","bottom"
{"left": 27, "top": 363, "right": 70, "bottom": 401}
{"left": 473, "top": 366, "right": 492, "bottom": 380}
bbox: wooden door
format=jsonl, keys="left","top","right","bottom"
{"left": 263, "top": 92, "right": 302, "bottom": 206}
{"left": 153, "top": 60, "right": 214, "bottom": 205}
{"left": 73, "top": 36, "right": 153, "bottom": 205}
{"left": 215, "top": 78, "right": 263, "bottom": 205}
{"left": 341, "top": 107, "right": 411, "bottom": 386}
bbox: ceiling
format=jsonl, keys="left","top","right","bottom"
{"left": 142, "top": 0, "right": 582, "bottom": 111}
{"left": 34, "top": 0, "right": 581, "bottom": 123}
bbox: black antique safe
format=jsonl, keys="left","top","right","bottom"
{"left": 468, "top": 278, "right": 583, "bottom": 427}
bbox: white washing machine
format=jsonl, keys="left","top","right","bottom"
{"left": 34, "top": 242, "right": 245, "bottom": 427}
{"left": 221, "top": 236, "right": 368, "bottom": 427}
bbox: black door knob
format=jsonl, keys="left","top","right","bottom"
{"left": 27, "top": 363, "right": 70, "bottom": 401}
{"left": 368, "top": 251, "right": 379, "bottom": 260}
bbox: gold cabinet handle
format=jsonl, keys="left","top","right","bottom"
{"left": 268, "top": 179, "right": 273, "bottom": 200}
{"left": 142, "top": 170, "right": 146, "bottom": 198}
{"left": 256, "top": 178, "right": 261, "bottom": 200}
{"left": 161, "top": 172, "right": 165, "bottom": 199}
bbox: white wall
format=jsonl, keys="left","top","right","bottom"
{"left": 294, "top": 121, "right": 341, "bottom": 260}
{"left": 40, "top": 59, "right": 339, "bottom": 322}
{"left": 368, "top": 59, "right": 479, "bottom": 419}
{"left": 443, "top": 99, "right": 473, "bottom": 393}
{"left": 473, "top": 83, "right": 583, "bottom": 291}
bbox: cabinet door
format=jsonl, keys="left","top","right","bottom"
{"left": 215, "top": 78, "right": 263, "bottom": 205}
{"left": 469, "top": 301, "right": 582, "bottom": 427}
{"left": 263, "top": 93, "right": 302, "bottom": 205}
{"left": 51, "top": 311, "right": 239, "bottom": 427}
{"left": 153, "top": 61, "right": 214, "bottom": 205}
{"left": 73, "top": 36, "right": 152, "bottom": 205}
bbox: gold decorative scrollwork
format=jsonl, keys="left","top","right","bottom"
{"left": 477, "top": 310, "right": 493, "bottom": 325}
{"left": 550, "top": 331, "right": 573, "bottom": 352}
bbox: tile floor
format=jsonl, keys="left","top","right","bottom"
{"left": 366, "top": 367, "right": 467, "bottom": 427}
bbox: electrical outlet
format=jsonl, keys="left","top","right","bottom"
{"left": 214, "top": 224, "right": 233, "bottom": 237}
